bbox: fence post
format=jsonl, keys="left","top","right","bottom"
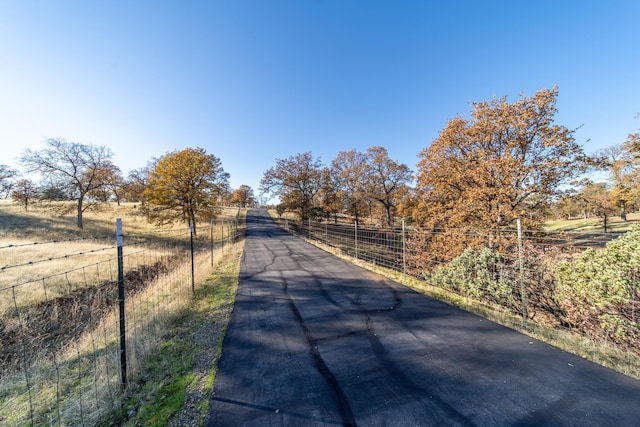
{"left": 402, "top": 219, "right": 406, "bottom": 283}
{"left": 116, "top": 218, "right": 127, "bottom": 393}
{"left": 210, "top": 219, "right": 214, "bottom": 267}
{"left": 325, "top": 218, "right": 328, "bottom": 244}
{"left": 190, "top": 220, "right": 195, "bottom": 295}
{"left": 355, "top": 220, "right": 358, "bottom": 260}
{"left": 517, "top": 218, "right": 527, "bottom": 325}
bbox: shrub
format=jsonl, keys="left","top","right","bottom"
{"left": 427, "top": 247, "right": 514, "bottom": 307}
{"left": 555, "top": 224, "right": 640, "bottom": 351}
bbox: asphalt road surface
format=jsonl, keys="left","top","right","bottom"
{"left": 207, "top": 209, "right": 640, "bottom": 426}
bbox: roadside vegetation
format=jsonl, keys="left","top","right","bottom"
{"left": 109, "top": 239, "right": 243, "bottom": 427}
{"left": 0, "top": 200, "right": 244, "bottom": 426}
{"left": 259, "top": 90, "right": 639, "bottom": 379}
{"left": 273, "top": 209, "right": 640, "bottom": 381}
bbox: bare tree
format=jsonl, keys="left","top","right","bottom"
{"left": 0, "top": 164, "right": 18, "bottom": 198}
{"left": 20, "top": 138, "right": 117, "bottom": 228}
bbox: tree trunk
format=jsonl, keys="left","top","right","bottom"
{"left": 603, "top": 212, "right": 608, "bottom": 233}
{"left": 620, "top": 201, "right": 627, "bottom": 221}
{"left": 77, "top": 198, "right": 84, "bottom": 229}
{"left": 385, "top": 204, "right": 393, "bottom": 227}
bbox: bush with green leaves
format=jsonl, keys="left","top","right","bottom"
{"left": 427, "top": 247, "right": 514, "bottom": 307}
{"left": 555, "top": 224, "right": 640, "bottom": 351}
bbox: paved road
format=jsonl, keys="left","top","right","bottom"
{"left": 207, "top": 210, "right": 640, "bottom": 426}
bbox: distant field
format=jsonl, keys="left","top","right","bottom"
{"left": 0, "top": 199, "right": 241, "bottom": 309}
{"left": 543, "top": 212, "right": 640, "bottom": 233}
{"left": 0, "top": 199, "right": 240, "bottom": 239}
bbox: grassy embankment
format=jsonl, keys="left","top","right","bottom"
{"left": 110, "top": 239, "right": 243, "bottom": 426}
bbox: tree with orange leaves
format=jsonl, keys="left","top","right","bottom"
{"left": 143, "top": 147, "right": 229, "bottom": 236}
{"left": 411, "top": 87, "right": 584, "bottom": 238}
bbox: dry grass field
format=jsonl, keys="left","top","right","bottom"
{"left": 0, "top": 199, "right": 243, "bottom": 426}
{"left": 0, "top": 200, "right": 239, "bottom": 306}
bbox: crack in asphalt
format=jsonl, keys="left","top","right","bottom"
{"left": 276, "top": 226, "right": 475, "bottom": 426}
{"left": 281, "top": 273, "right": 357, "bottom": 427}
{"left": 250, "top": 213, "right": 469, "bottom": 425}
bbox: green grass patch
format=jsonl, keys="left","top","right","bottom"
{"left": 123, "top": 339, "right": 195, "bottom": 426}
{"left": 105, "top": 240, "right": 244, "bottom": 427}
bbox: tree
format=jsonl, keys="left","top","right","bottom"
{"left": 39, "top": 183, "right": 74, "bottom": 201}
{"left": 142, "top": 147, "right": 229, "bottom": 236}
{"left": 622, "top": 116, "right": 640, "bottom": 210}
{"left": 318, "top": 166, "right": 342, "bottom": 223}
{"left": 104, "top": 163, "right": 124, "bottom": 205}
{"left": 580, "top": 181, "right": 616, "bottom": 232}
{"left": 594, "top": 145, "right": 634, "bottom": 221}
{"left": 87, "top": 162, "right": 123, "bottom": 204}
{"left": 0, "top": 164, "right": 18, "bottom": 198}
{"left": 331, "top": 149, "right": 369, "bottom": 223}
{"left": 11, "top": 179, "right": 39, "bottom": 210}
{"left": 412, "top": 87, "right": 584, "bottom": 235}
{"left": 20, "top": 138, "right": 117, "bottom": 228}
{"left": 365, "top": 146, "right": 413, "bottom": 226}
{"left": 229, "top": 185, "right": 256, "bottom": 207}
{"left": 260, "top": 152, "right": 323, "bottom": 220}
{"left": 553, "top": 192, "right": 589, "bottom": 220}
{"left": 121, "top": 164, "right": 154, "bottom": 204}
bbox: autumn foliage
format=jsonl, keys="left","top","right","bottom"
{"left": 142, "top": 147, "right": 229, "bottom": 236}
{"left": 406, "top": 87, "right": 584, "bottom": 263}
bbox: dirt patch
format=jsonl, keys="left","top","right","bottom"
{"left": 0, "top": 259, "right": 171, "bottom": 373}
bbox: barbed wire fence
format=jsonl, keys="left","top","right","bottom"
{"left": 276, "top": 216, "right": 639, "bottom": 357}
{"left": 0, "top": 217, "right": 241, "bottom": 426}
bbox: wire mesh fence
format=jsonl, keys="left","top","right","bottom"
{"left": 276, "top": 216, "right": 640, "bottom": 357}
{"left": 0, "top": 218, "right": 242, "bottom": 426}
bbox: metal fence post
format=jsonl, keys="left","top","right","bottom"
{"left": 355, "top": 220, "right": 358, "bottom": 259}
{"left": 116, "top": 218, "right": 127, "bottom": 393}
{"left": 210, "top": 219, "right": 214, "bottom": 267}
{"left": 325, "top": 218, "right": 328, "bottom": 244}
{"left": 402, "top": 219, "right": 406, "bottom": 282}
{"left": 517, "top": 218, "right": 527, "bottom": 325}
{"left": 190, "top": 220, "right": 195, "bottom": 295}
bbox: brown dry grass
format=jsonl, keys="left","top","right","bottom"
{"left": 0, "top": 200, "right": 240, "bottom": 309}
{"left": 0, "top": 199, "right": 245, "bottom": 426}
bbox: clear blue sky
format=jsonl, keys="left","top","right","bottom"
{"left": 1, "top": 1, "right": 639, "bottom": 197}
